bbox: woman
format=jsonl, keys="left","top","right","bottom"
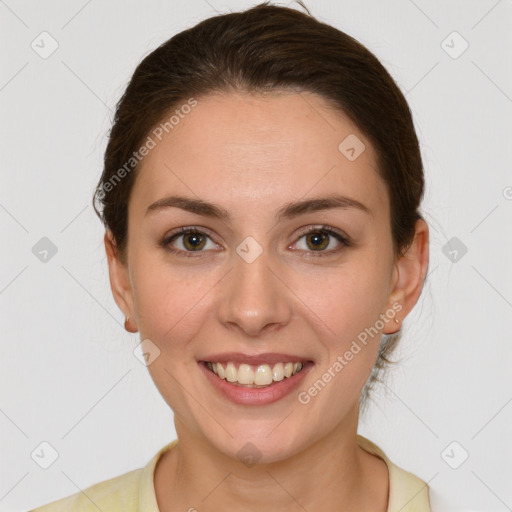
{"left": 32, "top": 2, "right": 430, "bottom": 510}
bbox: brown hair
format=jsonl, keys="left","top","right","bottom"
{"left": 93, "top": 1, "right": 425, "bottom": 413}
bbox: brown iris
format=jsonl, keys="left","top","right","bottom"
{"left": 305, "top": 231, "right": 329, "bottom": 251}
{"left": 183, "top": 232, "right": 207, "bottom": 251}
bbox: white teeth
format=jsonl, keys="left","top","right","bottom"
{"left": 237, "top": 364, "right": 253, "bottom": 385}
{"left": 254, "top": 364, "right": 273, "bottom": 385}
{"left": 206, "top": 361, "right": 305, "bottom": 387}
{"left": 272, "top": 362, "right": 284, "bottom": 382}
{"left": 225, "top": 362, "right": 237, "bottom": 383}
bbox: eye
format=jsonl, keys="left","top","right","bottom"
{"left": 160, "top": 227, "right": 219, "bottom": 257}
{"left": 291, "top": 225, "right": 349, "bottom": 256}
{"left": 159, "top": 225, "right": 350, "bottom": 258}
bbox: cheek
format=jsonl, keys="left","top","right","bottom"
{"left": 299, "top": 257, "right": 392, "bottom": 338}
{"left": 131, "top": 253, "right": 221, "bottom": 347}
{"left": 296, "top": 254, "right": 392, "bottom": 392}
{"left": 296, "top": 268, "right": 388, "bottom": 415}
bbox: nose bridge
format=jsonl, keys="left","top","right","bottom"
{"left": 218, "top": 236, "right": 291, "bottom": 335}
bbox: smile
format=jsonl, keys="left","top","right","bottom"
{"left": 205, "top": 361, "right": 305, "bottom": 387}
{"left": 198, "top": 353, "right": 314, "bottom": 405}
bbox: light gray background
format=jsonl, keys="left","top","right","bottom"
{"left": 1, "top": 1, "right": 511, "bottom": 511}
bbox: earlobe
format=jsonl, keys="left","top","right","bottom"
{"left": 104, "top": 230, "right": 137, "bottom": 331}
{"left": 383, "top": 219, "right": 429, "bottom": 334}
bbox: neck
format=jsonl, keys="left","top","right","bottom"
{"left": 154, "top": 410, "right": 388, "bottom": 512}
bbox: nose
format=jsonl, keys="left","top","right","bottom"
{"left": 217, "top": 245, "right": 293, "bottom": 337}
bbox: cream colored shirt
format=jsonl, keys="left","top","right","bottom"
{"left": 31, "top": 434, "right": 430, "bottom": 511}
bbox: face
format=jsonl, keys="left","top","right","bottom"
{"left": 106, "top": 91, "right": 426, "bottom": 463}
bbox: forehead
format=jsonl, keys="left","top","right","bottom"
{"left": 130, "top": 91, "right": 388, "bottom": 219}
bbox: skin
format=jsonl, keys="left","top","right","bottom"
{"left": 105, "top": 90, "right": 429, "bottom": 512}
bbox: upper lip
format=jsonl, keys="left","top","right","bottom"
{"left": 199, "top": 352, "right": 312, "bottom": 366}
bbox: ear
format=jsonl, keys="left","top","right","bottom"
{"left": 383, "top": 219, "right": 429, "bottom": 334}
{"left": 104, "top": 230, "right": 137, "bottom": 332}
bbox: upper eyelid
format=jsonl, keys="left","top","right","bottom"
{"left": 294, "top": 224, "right": 346, "bottom": 238}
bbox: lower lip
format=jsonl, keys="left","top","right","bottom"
{"left": 198, "top": 361, "right": 313, "bottom": 405}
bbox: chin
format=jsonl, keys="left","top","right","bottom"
{"left": 205, "top": 425, "right": 309, "bottom": 466}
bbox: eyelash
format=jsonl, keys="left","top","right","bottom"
{"left": 159, "top": 225, "right": 350, "bottom": 259}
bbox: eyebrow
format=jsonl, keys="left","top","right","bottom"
{"left": 145, "top": 194, "right": 372, "bottom": 221}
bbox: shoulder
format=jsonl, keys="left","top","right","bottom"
{"left": 29, "top": 467, "right": 143, "bottom": 512}
{"left": 29, "top": 440, "right": 178, "bottom": 512}
{"left": 385, "top": 459, "right": 431, "bottom": 512}
{"left": 357, "top": 434, "right": 431, "bottom": 512}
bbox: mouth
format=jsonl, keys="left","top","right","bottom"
{"left": 197, "top": 354, "right": 314, "bottom": 405}
{"left": 202, "top": 360, "right": 308, "bottom": 388}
